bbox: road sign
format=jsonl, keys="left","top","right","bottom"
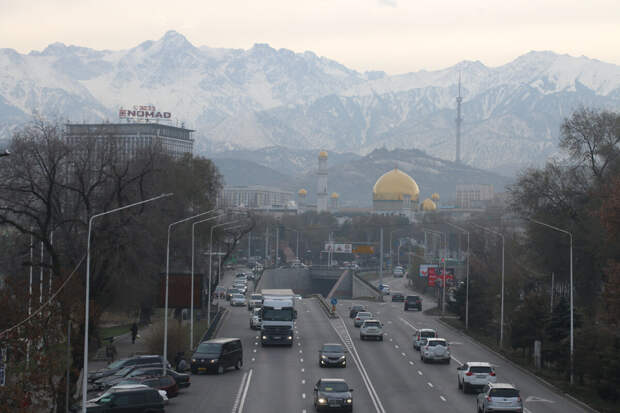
{"left": 331, "top": 298, "right": 338, "bottom": 305}
{"left": 353, "top": 245, "right": 374, "bottom": 254}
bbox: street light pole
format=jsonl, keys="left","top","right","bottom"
{"left": 190, "top": 212, "right": 223, "bottom": 349}
{"left": 527, "top": 218, "right": 574, "bottom": 385}
{"left": 82, "top": 193, "right": 172, "bottom": 413}
{"left": 445, "top": 222, "right": 470, "bottom": 330}
{"left": 472, "top": 223, "right": 505, "bottom": 348}
{"left": 423, "top": 228, "right": 447, "bottom": 314}
{"left": 165, "top": 209, "right": 219, "bottom": 376}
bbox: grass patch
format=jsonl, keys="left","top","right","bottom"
{"left": 99, "top": 324, "right": 132, "bottom": 341}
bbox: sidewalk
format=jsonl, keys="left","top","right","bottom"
{"left": 89, "top": 325, "right": 152, "bottom": 371}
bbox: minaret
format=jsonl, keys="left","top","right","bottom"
{"left": 317, "top": 150, "right": 328, "bottom": 213}
{"left": 456, "top": 73, "right": 463, "bottom": 163}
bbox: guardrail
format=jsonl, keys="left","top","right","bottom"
{"left": 312, "top": 294, "right": 338, "bottom": 319}
{"left": 200, "top": 307, "right": 225, "bottom": 342}
{"left": 353, "top": 272, "right": 383, "bottom": 294}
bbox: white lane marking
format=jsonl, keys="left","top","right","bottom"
{"left": 298, "top": 343, "right": 301, "bottom": 346}
{"left": 440, "top": 396, "right": 447, "bottom": 402}
{"left": 299, "top": 350, "right": 303, "bottom": 354}
{"left": 300, "top": 358, "right": 304, "bottom": 363}
{"left": 302, "top": 393, "right": 306, "bottom": 399}
{"left": 401, "top": 352, "right": 406, "bottom": 357}
{"left": 302, "top": 379, "right": 306, "bottom": 384}
{"left": 238, "top": 369, "right": 253, "bottom": 413}
{"left": 302, "top": 410, "right": 307, "bottom": 413}
{"left": 409, "top": 361, "right": 414, "bottom": 365}
{"left": 329, "top": 316, "right": 386, "bottom": 413}
{"left": 525, "top": 396, "right": 555, "bottom": 403}
{"left": 389, "top": 338, "right": 393, "bottom": 342}
{"left": 301, "top": 368, "right": 305, "bottom": 372}
{"left": 395, "top": 345, "right": 399, "bottom": 349}
{"left": 451, "top": 355, "right": 463, "bottom": 366}
{"left": 253, "top": 349, "right": 257, "bottom": 353}
{"left": 427, "top": 382, "right": 433, "bottom": 388}
{"left": 251, "top": 357, "right": 255, "bottom": 362}
{"left": 399, "top": 317, "right": 417, "bottom": 332}
{"left": 387, "top": 320, "right": 392, "bottom": 324}
{"left": 417, "top": 370, "right": 423, "bottom": 376}
{"left": 524, "top": 409, "right": 533, "bottom": 413}
{"left": 231, "top": 371, "right": 248, "bottom": 413}
{"left": 254, "top": 342, "right": 258, "bottom": 346}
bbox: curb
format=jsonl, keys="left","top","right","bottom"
{"left": 436, "top": 318, "right": 598, "bottom": 413}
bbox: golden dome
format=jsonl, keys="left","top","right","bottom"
{"left": 421, "top": 198, "right": 437, "bottom": 211}
{"left": 298, "top": 189, "right": 307, "bottom": 196}
{"left": 318, "top": 150, "right": 328, "bottom": 159}
{"left": 431, "top": 193, "right": 440, "bottom": 201}
{"left": 372, "top": 168, "right": 420, "bottom": 201}
{"left": 331, "top": 192, "right": 339, "bottom": 199}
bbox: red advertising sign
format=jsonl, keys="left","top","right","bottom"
{"left": 427, "top": 267, "right": 455, "bottom": 287}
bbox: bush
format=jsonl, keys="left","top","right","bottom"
{"left": 143, "top": 321, "right": 189, "bottom": 362}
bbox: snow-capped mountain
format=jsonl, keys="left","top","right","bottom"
{"left": 2, "top": 31, "right": 620, "bottom": 174}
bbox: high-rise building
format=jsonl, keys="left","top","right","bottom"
{"left": 317, "top": 150, "right": 329, "bottom": 213}
{"left": 64, "top": 122, "right": 194, "bottom": 159}
{"left": 456, "top": 184, "right": 494, "bottom": 208}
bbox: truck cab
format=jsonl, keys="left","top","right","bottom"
{"left": 260, "top": 289, "right": 297, "bottom": 346}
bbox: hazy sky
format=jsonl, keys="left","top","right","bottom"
{"left": 2, "top": 0, "right": 619, "bottom": 74}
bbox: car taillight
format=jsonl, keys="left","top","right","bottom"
{"left": 490, "top": 372, "right": 496, "bottom": 376}
{"left": 466, "top": 372, "right": 473, "bottom": 376}
{"left": 486, "top": 396, "right": 492, "bottom": 402}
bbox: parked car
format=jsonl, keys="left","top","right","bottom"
{"left": 404, "top": 295, "right": 422, "bottom": 311}
{"left": 119, "top": 375, "right": 178, "bottom": 398}
{"left": 379, "top": 283, "right": 390, "bottom": 295}
{"left": 248, "top": 293, "right": 263, "bottom": 310}
{"left": 214, "top": 286, "right": 227, "bottom": 299}
{"left": 92, "top": 363, "right": 163, "bottom": 391}
{"left": 393, "top": 266, "right": 404, "bottom": 277}
{"left": 88, "top": 355, "right": 169, "bottom": 383}
{"left": 353, "top": 311, "right": 373, "bottom": 327}
{"left": 191, "top": 338, "right": 243, "bottom": 374}
{"left": 476, "top": 383, "right": 523, "bottom": 413}
{"left": 457, "top": 362, "right": 496, "bottom": 393}
{"left": 313, "top": 378, "right": 353, "bottom": 412}
{"left": 420, "top": 338, "right": 451, "bottom": 364}
{"left": 391, "top": 292, "right": 405, "bottom": 302}
{"left": 250, "top": 307, "right": 262, "bottom": 330}
{"left": 413, "top": 329, "right": 437, "bottom": 350}
{"left": 73, "top": 386, "right": 165, "bottom": 412}
{"left": 230, "top": 293, "right": 246, "bottom": 306}
{"left": 349, "top": 305, "right": 366, "bottom": 318}
{"left": 88, "top": 383, "right": 168, "bottom": 406}
{"left": 360, "top": 320, "right": 383, "bottom": 341}
{"left": 125, "top": 367, "right": 191, "bottom": 389}
{"left": 226, "top": 288, "right": 242, "bottom": 300}
{"left": 318, "top": 343, "right": 347, "bottom": 368}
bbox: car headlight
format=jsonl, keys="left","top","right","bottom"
{"left": 318, "top": 398, "right": 327, "bottom": 404}
{"left": 321, "top": 355, "right": 327, "bottom": 359}
{"left": 262, "top": 336, "right": 267, "bottom": 340}
{"left": 339, "top": 355, "right": 345, "bottom": 360}
{"left": 210, "top": 359, "right": 218, "bottom": 363}
{"left": 287, "top": 336, "right": 292, "bottom": 340}
{"left": 191, "top": 358, "right": 196, "bottom": 363}
{"left": 346, "top": 398, "right": 352, "bottom": 404}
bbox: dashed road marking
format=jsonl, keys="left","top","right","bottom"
{"left": 409, "top": 361, "right": 414, "bottom": 365}
{"left": 451, "top": 355, "right": 463, "bottom": 366}
{"left": 253, "top": 349, "right": 257, "bottom": 353}
{"left": 399, "top": 317, "right": 417, "bottom": 332}
{"left": 417, "top": 370, "right": 423, "bottom": 376}
{"left": 251, "top": 357, "right": 255, "bottom": 362}
{"left": 427, "top": 382, "right": 433, "bottom": 388}
{"left": 299, "top": 350, "right": 303, "bottom": 354}
{"left": 300, "top": 358, "right": 304, "bottom": 363}
{"left": 401, "top": 352, "right": 406, "bottom": 357}
{"left": 302, "top": 379, "right": 306, "bottom": 384}
{"left": 301, "top": 368, "right": 305, "bottom": 372}
{"left": 302, "top": 393, "right": 306, "bottom": 399}
{"left": 440, "top": 396, "right": 447, "bottom": 402}
{"left": 395, "top": 345, "right": 399, "bottom": 349}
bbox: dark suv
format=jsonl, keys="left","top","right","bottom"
{"left": 349, "top": 305, "right": 366, "bottom": 318}
{"left": 404, "top": 295, "right": 422, "bottom": 311}
{"left": 75, "top": 386, "right": 164, "bottom": 412}
{"left": 191, "top": 338, "right": 243, "bottom": 374}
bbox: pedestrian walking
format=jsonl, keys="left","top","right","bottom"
{"left": 130, "top": 322, "right": 138, "bottom": 344}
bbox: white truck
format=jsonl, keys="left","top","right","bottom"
{"left": 260, "top": 289, "right": 297, "bottom": 346}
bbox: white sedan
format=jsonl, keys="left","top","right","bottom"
{"left": 230, "top": 293, "right": 246, "bottom": 306}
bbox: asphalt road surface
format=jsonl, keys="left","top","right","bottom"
{"left": 165, "top": 269, "right": 590, "bottom": 413}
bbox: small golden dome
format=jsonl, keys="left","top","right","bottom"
{"left": 372, "top": 168, "right": 420, "bottom": 201}
{"left": 431, "top": 193, "right": 440, "bottom": 201}
{"left": 298, "top": 189, "right": 307, "bottom": 196}
{"left": 318, "top": 150, "right": 328, "bottom": 159}
{"left": 331, "top": 192, "right": 339, "bottom": 199}
{"left": 421, "top": 198, "right": 437, "bottom": 211}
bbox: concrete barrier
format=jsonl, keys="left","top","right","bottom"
{"left": 352, "top": 272, "right": 383, "bottom": 300}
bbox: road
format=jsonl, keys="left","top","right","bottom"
{"left": 165, "top": 269, "right": 589, "bottom": 413}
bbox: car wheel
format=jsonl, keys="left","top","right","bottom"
{"left": 360, "top": 335, "right": 364, "bottom": 340}
{"left": 463, "top": 382, "right": 468, "bottom": 393}
{"left": 217, "top": 365, "right": 224, "bottom": 374}
{"left": 379, "top": 336, "right": 383, "bottom": 341}
{"left": 458, "top": 378, "right": 462, "bottom": 390}
{"left": 235, "top": 359, "right": 242, "bottom": 370}
{"left": 446, "top": 358, "right": 451, "bottom": 364}
{"left": 191, "top": 368, "right": 197, "bottom": 375}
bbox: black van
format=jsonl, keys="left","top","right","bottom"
{"left": 191, "top": 338, "right": 243, "bottom": 374}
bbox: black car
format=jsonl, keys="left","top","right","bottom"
{"left": 314, "top": 378, "right": 353, "bottom": 412}
{"left": 349, "top": 305, "right": 366, "bottom": 318}
{"left": 120, "top": 367, "right": 190, "bottom": 389}
{"left": 191, "top": 338, "right": 243, "bottom": 374}
{"left": 88, "top": 355, "right": 168, "bottom": 383}
{"left": 92, "top": 363, "right": 163, "bottom": 391}
{"left": 319, "top": 343, "right": 347, "bottom": 368}
{"left": 391, "top": 292, "right": 405, "bottom": 302}
{"left": 404, "top": 295, "right": 422, "bottom": 311}
{"left": 73, "top": 386, "right": 164, "bottom": 412}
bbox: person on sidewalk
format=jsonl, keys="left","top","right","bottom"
{"left": 130, "top": 322, "right": 138, "bottom": 344}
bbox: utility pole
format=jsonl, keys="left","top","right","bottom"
{"left": 455, "top": 72, "right": 463, "bottom": 163}
{"left": 264, "top": 227, "right": 268, "bottom": 267}
{"left": 275, "top": 226, "right": 279, "bottom": 267}
{"left": 379, "top": 228, "right": 384, "bottom": 284}
{"left": 248, "top": 231, "right": 251, "bottom": 263}
{"left": 550, "top": 272, "right": 554, "bottom": 313}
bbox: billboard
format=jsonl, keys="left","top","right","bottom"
{"left": 427, "top": 267, "right": 455, "bottom": 287}
{"left": 353, "top": 245, "right": 374, "bottom": 254}
{"left": 159, "top": 273, "right": 202, "bottom": 308}
{"left": 324, "top": 243, "right": 352, "bottom": 253}
{"left": 119, "top": 105, "right": 172, "bottom": 121}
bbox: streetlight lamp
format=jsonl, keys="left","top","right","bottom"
{"left": 190, "top": 212, "right": 224, "bottom": 349}
{"left": 472, "top": 223, "right": 505, "bottom": 348}
{"left": 164, "top": 209, "right": 219, "bottom": 375}
{"left": 445, "top": 221, "right": 470, "bottom": 330}
{"left": 82, "top": 193, "right": 173, "bottom": 413}
{"left": 527, "top": 218, "right": 574, "bottom": 385}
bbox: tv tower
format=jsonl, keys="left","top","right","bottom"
{"left": 455, "top": 73, "right": 463, "bottom": 163}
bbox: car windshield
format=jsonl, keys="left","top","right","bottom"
{"left": 357, "top": 312, "right": 371, "bottom": 317}
{"left": 107, "top": 359, "right": 127, "bottom": 369}
{"left": 420, "top": 331, "right": 436, "bottom": 338}
{"left": 251, "top": 294, "right": 262, "bottom": 299}
{"left": 196, "top": 342, "right": 222, "bottom": 355}
{"left": 115, "top": 366, "right": 134, "bottom": 376}
{"left": 262, "top": 308, "right": 294, "bottom": 321}
{"left": 490, "top": 388, "right": 519, "bottom": 398}
{"left": 232, "top": 294, "right": 244, "bottom": 298}
{"left": 427, "top": 340, "right": 446, "bottom": 347}
{"left": 406, "top": 296, "right": 419, "bottom": 301}
{"left": 352, "top": 305, "right": 364, "bottom": 310}
{"left": 320, "top": 381, "right": 349, "bottom": 392}
{"left": 470, "top": 366, "right": 492, "bottom": 373}
{"left": 364, "top": 321, "right": 380, "bottom": 327}
{"left": 322, "top": 345, "right": 344, "bottom": 352}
